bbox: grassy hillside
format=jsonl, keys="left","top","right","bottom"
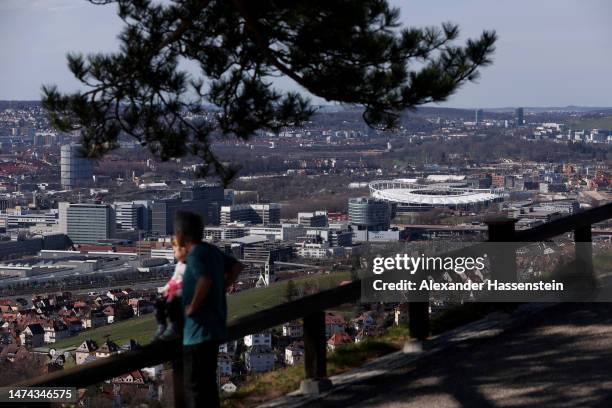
{"left": 222, "top": 326, "right": 410, "bottom": 407}
{"left": 47, "top": 272, "right": 350, "bottom": 351}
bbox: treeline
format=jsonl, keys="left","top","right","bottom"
{"left": 390, "top": 134, "right": 611, "bottom": 166}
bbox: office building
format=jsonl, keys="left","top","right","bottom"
{"left": 151, "top": 194, "right": 221, "bottom": 236}
{"left": 180, "top": 184, "right": 224, "bottom": 202}
{"left": 348, "top": 197, "right": 391, "bottom": 232}
{"left": 66, "top": 203, "right": 116, "bottom": 244}
{"left": 475, "top": 109, "right": 483, "bottom": 125}
{"left": 298, "top": 211, "right": 328, "bottom": 227}
{"left": 515, "top": 107, "right": 524, "bottom": 126}
{"left": 181, "top": 184, "right": 224, "bottom": 225}
{"left": 204, "top": 226, "right": 248, "bottom": 241}
{"left": 151, "top": 199, "right": 183, "bottom": 236}
{"left": 60, "top": 144, "right": 93, "bottom": 189}
{"left": 305, "top": 228, "right": 353, "bottom": 247}
{"left": 220, "top": 204, "right": 281, "bottom": 226}
{"left": 114, "top": 202, "right": 149, "bottom": 231}
{"left": 248, "top": 224, "right": 305, "bottom": 241}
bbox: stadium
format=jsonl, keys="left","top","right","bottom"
{"left": 369, "top": 179, "right": 505, "bottom": 212}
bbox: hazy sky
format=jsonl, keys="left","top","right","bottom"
{"left": 1, "top": 0, "right": 612, "bottom": 108}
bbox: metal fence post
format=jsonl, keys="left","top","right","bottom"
{"left": 300, "top": 311, "right": 332, "bottom": 395}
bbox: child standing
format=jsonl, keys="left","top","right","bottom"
{"left": 153, "top": 240, "right": 186, "bottom": 341}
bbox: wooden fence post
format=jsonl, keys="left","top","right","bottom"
{"left": 486, "top": 216, "right": 517, "bottom": 283}
{"left": 574, "top": 225, "right": 594, "bottom": 277}
{"left": 408, "top": 301, "right": 429, "bottom": 342}
{"left": 300, "top": 311, "right": 332, "bottom": 395}
{"left": 172, "top": 353, "right": 185, "bottom": 407}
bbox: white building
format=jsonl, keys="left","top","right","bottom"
{"left": 221, "top": 382, "right": 237, "bottom": 394}
{"left": 151, "top": 247, "right": 174, "bottom": 261}
{"left": 244, "top": 332, "right": 272, "bottom": 348}
{"left": 282, "top": 321, "right": 303, "bottom": 338}
{"left": 248, "top": 223, "right": 305, "bottom": 241}
{"left": 19, "top": 324, "right": 45, "bottom": 348}
{"left": 295, "top": 242, "right": 329, "bottom": 259}
{"left": 43, "top": 321, "right": 70, "bottom": 344}
{"left": 285, "top": 344, "right": 304, "bottom": 366}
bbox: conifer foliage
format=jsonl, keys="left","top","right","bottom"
{"left": 43, "top": 0, "right": 496, "bottom": 184}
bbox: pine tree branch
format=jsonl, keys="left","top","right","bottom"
{"left": 157, "top": 0, "right": 212, "bottom": 51}
{"left": 230, "top": 0, "right": 318, "bottom": 94}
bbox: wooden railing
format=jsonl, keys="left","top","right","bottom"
{"left": 13, "top": 202, "right": 612, "bottom": 406}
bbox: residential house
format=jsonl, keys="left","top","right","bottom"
{"left": 75, "top": 339, "right": 98, "bottom": 365}
{"left": 221, "top": 382, "right": 237, "bottom": 394}
{"left": 142, "top": 364, "right": 164, "bottom": 380}
{"left": 19, "top": 323, "right": 45, "bottom": 348}
{"left": 119, "top": 339, "right": 140, "bottom": 353}
{"left": 285, "top": 342, "right": 304, "bottom": 366}
{"left": 244, "top": 345, "right": 275, "bottom": 373}
{"left": 0, "top": 343, "right": 21, "bottom": 362}
{"left": 327, "top": 332, "right": 353, "bottom": 352}
{"left": 394, "top": 303, "right": 409, "bottom": 326}
{"left": 282, "top": 321, "right": 303, "bottom": 338}
{"left": 354, "top": 329, "right": 370, "bottom": 344}
{"left": 96, "top": 339, "right": 119, "bottom": 358}
{"left": 47, "top": 353, "right": 66, "bottom": 373}
{"left": 43, "top": 321, "right": 70, "bottom": 344}
{"left": 82, "top": 310, "right": 106, "bottom": 329}
{"left": 128, "top": 298, "right": 154, "bottom": 317}
{"left": 106, "top": 289, "right": 127, "bottom": 302}
{"left": 325, "top": 313, "right": 346, "bottom": 338}
{"left": 102, "top": 305, "right": 116, "bottom": 324}
{"left": 352, "top": 312, "right": 376, "bottom": 332}
{"left": 218, "top": 353, "right": 233, "bottom": 377}
{"left": 63, "top": 317, "right": 84, "bottom": 334}
{"left": 111, "top": 370, "right": 146, "bottom": 385}
{"left": 244, "top": 332, "right": 272, "bottom": 348}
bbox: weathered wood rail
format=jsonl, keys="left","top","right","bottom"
{"left": 12, "top": 202, "right": 612, "bottom": 407}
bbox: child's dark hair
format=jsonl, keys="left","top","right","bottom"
{"left": 174, "top": 210, "right": 204, "bottom": 243}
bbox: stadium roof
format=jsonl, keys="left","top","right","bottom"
{"left": 369, "top": 180, "right": 504, "bottom": 207}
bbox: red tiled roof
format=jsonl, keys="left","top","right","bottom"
{"left": 327, "top": 332, "right": 353, "bottom": 346}
{"left": 325, "top": 313, "right": 345, "bottom": 325}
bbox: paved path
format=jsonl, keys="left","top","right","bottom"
{"left": 261, "top": 302, "right": 612, "bottom": 408}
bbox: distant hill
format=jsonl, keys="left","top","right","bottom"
{"left": 485, "top": 106, "right": 612, "bottom": 114}
{"left": 0, "top": 100, "right": 41, "bottom": 110}
{"left": 4, "top": 100, "right": 612, "bottom": 118}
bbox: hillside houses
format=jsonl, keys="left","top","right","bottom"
{"left": 0, "top": 285, "right": 399, "bottom": 399}
{"left": 0, "top": 288, "right": 157, "bottom": 352}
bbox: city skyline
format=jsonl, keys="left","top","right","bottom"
{"left": 1, "top": 0, "right": 612, "bottom": 107}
